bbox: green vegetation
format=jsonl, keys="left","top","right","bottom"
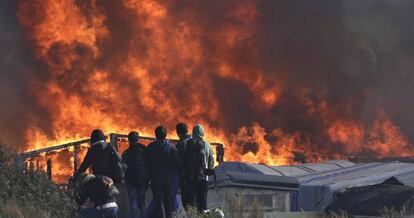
{"left": 0, "top": 145, "right": 76, "bottom": 218}
{"left": 177, "top": 196, "right": 263, "bottom": 218}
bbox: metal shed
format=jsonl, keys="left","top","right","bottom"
{"left": 212, "top": 160, "right": 357, "bottom": 214}
{"left": 209, "top": 166, "right": 299, "bottom": 217}
{"left": 210, "top": 161, "right": 354, "bottom": 215}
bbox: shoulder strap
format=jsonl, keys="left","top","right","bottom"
{"left": 108, "top": 143, "right": 122, "bottom": 162}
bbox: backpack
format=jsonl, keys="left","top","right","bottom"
{"left": 107, "top": 143, "right": 127, "bottom": 183}
{"left": 186, "top": 138, "right": 206, "bottom": 181}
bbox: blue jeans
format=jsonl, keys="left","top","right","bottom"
{"left": 145, "top": 173, "right": 179, "bottom": 218}
{"left": 78, "top": 207, "right": 118, "bottom": 218}
{"left": 127, "top": 183, "right": 146, "bottom": 218}
{"left": 170, "top": 173, "right": 180, "bottom": 211}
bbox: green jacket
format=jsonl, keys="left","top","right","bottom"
{"left": 192, "top": 124, "right": 214, "bottom": 169}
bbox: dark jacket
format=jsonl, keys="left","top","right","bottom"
{"left": 146, "top": 140, "right": 176, "bottom": 178}
{"left": 176, "top": 134, "right": 191, "bottom": 162}
{"left": 76, "top": 141, "right": 122, "bottom": 180}
{"left": 175, "top": 135, "right": 191, "bottom": 181}
{"left": 122, "top": 143, "right": 148, "bottom": 188}
{"left": 76, "top": 175, "right": 119, "bottom": 207}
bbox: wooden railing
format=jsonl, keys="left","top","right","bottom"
{"left": 16, "top": 133, "right": 224, "bottom": 180}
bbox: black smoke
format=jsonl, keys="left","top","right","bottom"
{"left": 0, "top": 0, "right": 51, "bottom": 148}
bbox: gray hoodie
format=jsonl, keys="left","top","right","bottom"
{"left": 192, "top": 124, "right": 215, "bottom": 169}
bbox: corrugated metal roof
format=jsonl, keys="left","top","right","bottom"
{"left": 210, "top": 171, "right": 299, "bottom": 190}
{"left": 299, "top": 163, "right": 345, "bottom": 174}
{"left": 215, "top": 162, "right": 285, "bottom": 176}
{"left": 297, "top": 161, "right": 414, "bottom": 187}
{"left": 215, "top": 160, "right": 355, "bottom": 177}
{"left": 326, "top": 160, "right": 356, "bottom": 167}
{"left": 245, "top": 163, "right": 284, "bottom": 176}
{"left": 268, "top": 166, "right": 311, "bottom": 177}
{"left": 270, "top": 160, "right": 355, "bottom": 177}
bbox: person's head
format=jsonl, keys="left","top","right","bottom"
{"left": 128, "top": 131, "right": 139, "bottom": 145}
{"left": 155, "top": 126, "right": 167, "bottom": 140}
{"left": 80, "top": 174, "right": 95, "bottom": 187}
{"left": 192, "top": 124, "right": 205, "bottom": 139}
{"left": 90, "top": 129, "right": 105, "bottom": 144}
{"left": 176, "top": 122, "right": 188, "bottom": 138}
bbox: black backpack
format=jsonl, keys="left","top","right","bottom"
{"left": 107, "top": 143, "right": 127, "bottom": 183}
{"left": 186, "top": 138, "right": 206, "bottom": 181}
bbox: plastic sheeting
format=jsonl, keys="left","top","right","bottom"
{"left": 213, "top": 161, "right": 414, "bottom": 212}
{"left": 294, "top": 162, "right": 414, "bottom": 211}
{"left": 325, "top": 178, "right": 414, "bottom": 216}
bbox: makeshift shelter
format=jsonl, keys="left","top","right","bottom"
{"left": 325, "top": 177, "right": 414, "bottom": 216}
{"left": 210, "top": 162, "right": 299, "bottom": 215}
{"left": 213, "top": 160, "right": 414, "bottom": 216}
{"left": 209, "top": 161, "right": 354, "bottom": 215}
{"left": 293, "top": 161, "right": 414, "bottom": 212}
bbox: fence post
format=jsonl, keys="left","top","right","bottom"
{"left": 47, "top": 159, "right": 52, "bottom": 180}
{"left": 110, "top": 133, "right": 119, "bottom": 151}
{"left": 15, "top": 155, "right": 24, "bottom": 172}
{"left": 216, "top": 144, "right": 224, "bottom": 164}
{"left": 73, "top": 144, "right": 79, "bottom": 175}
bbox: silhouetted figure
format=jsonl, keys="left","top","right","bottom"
{"left": 76, "top": 174, "right": 119, "bottom": 218}
{"left": 184, "top": 124, "right": 214, "bottom": 212}
{"left": 74, "top": 129, "right": 123, "bottom": 183}
{"left": 175, "top": 122, "right": 192, "bottom": 210}
{"left": 123, "top": 131, "right": 148, "bottom": 218}
{"left": 146, "top": 126, "right": 175, "bottom": 218}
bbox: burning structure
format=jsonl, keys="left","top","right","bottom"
{"left": 16, "top": 134, "right": 223, "bottom": 183}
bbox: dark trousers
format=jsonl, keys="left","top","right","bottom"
{"left": 78, "top": 207, "right": 118, "bottom": 218}
{"left": 150, "top": 175, "right": 172, "bottom": 218}
{"left": 180, "top": 181, "right": 190, "bottom": 210}
{"left": 126, "top": 183, "right": 146, "bottom": 218}
{"left": 188, "top": 179, "right": 208, "bottom": 212}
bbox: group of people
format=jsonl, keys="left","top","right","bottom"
{"left": 71, "top": 123, "right": 215, "bottom": 218}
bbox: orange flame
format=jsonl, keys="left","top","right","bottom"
{"left": 14, "top": 0, "right": 414, "bottom": 183}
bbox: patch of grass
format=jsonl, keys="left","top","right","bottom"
{"left": 324, "top": 210, "right": 351, "bottom": 218}
{"left": 325, "top": 205, "right": 414, "bottom": 218}
{"left": 178, "top": 206, "right": 225, "bottom": 218}
{"left": 380, "top": 205, "right": 414, "bottom": 218}
{"left": 227, "top": 196, "right": 244, "bottom": 218}
{"left": 226, "top": 195, "right": 264, "bottom": 218}
{"left": 1, "top": 198, "right": 52, "bottom": 218}
{"left": 0, "top": 145, "right": 76, "bottom": 218}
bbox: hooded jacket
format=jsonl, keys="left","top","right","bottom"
{"left": 76, "top": 140, "right": 121, "bottom": 180}
{"left": 187, "top": 124, "right": 215, "bottom": 170}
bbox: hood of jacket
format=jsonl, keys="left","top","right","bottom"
{"left": 92, "top": 140, "right": 108, "bottom": 151}
{"left": 192, "top": 124, "right": 204, "bottom": 139}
